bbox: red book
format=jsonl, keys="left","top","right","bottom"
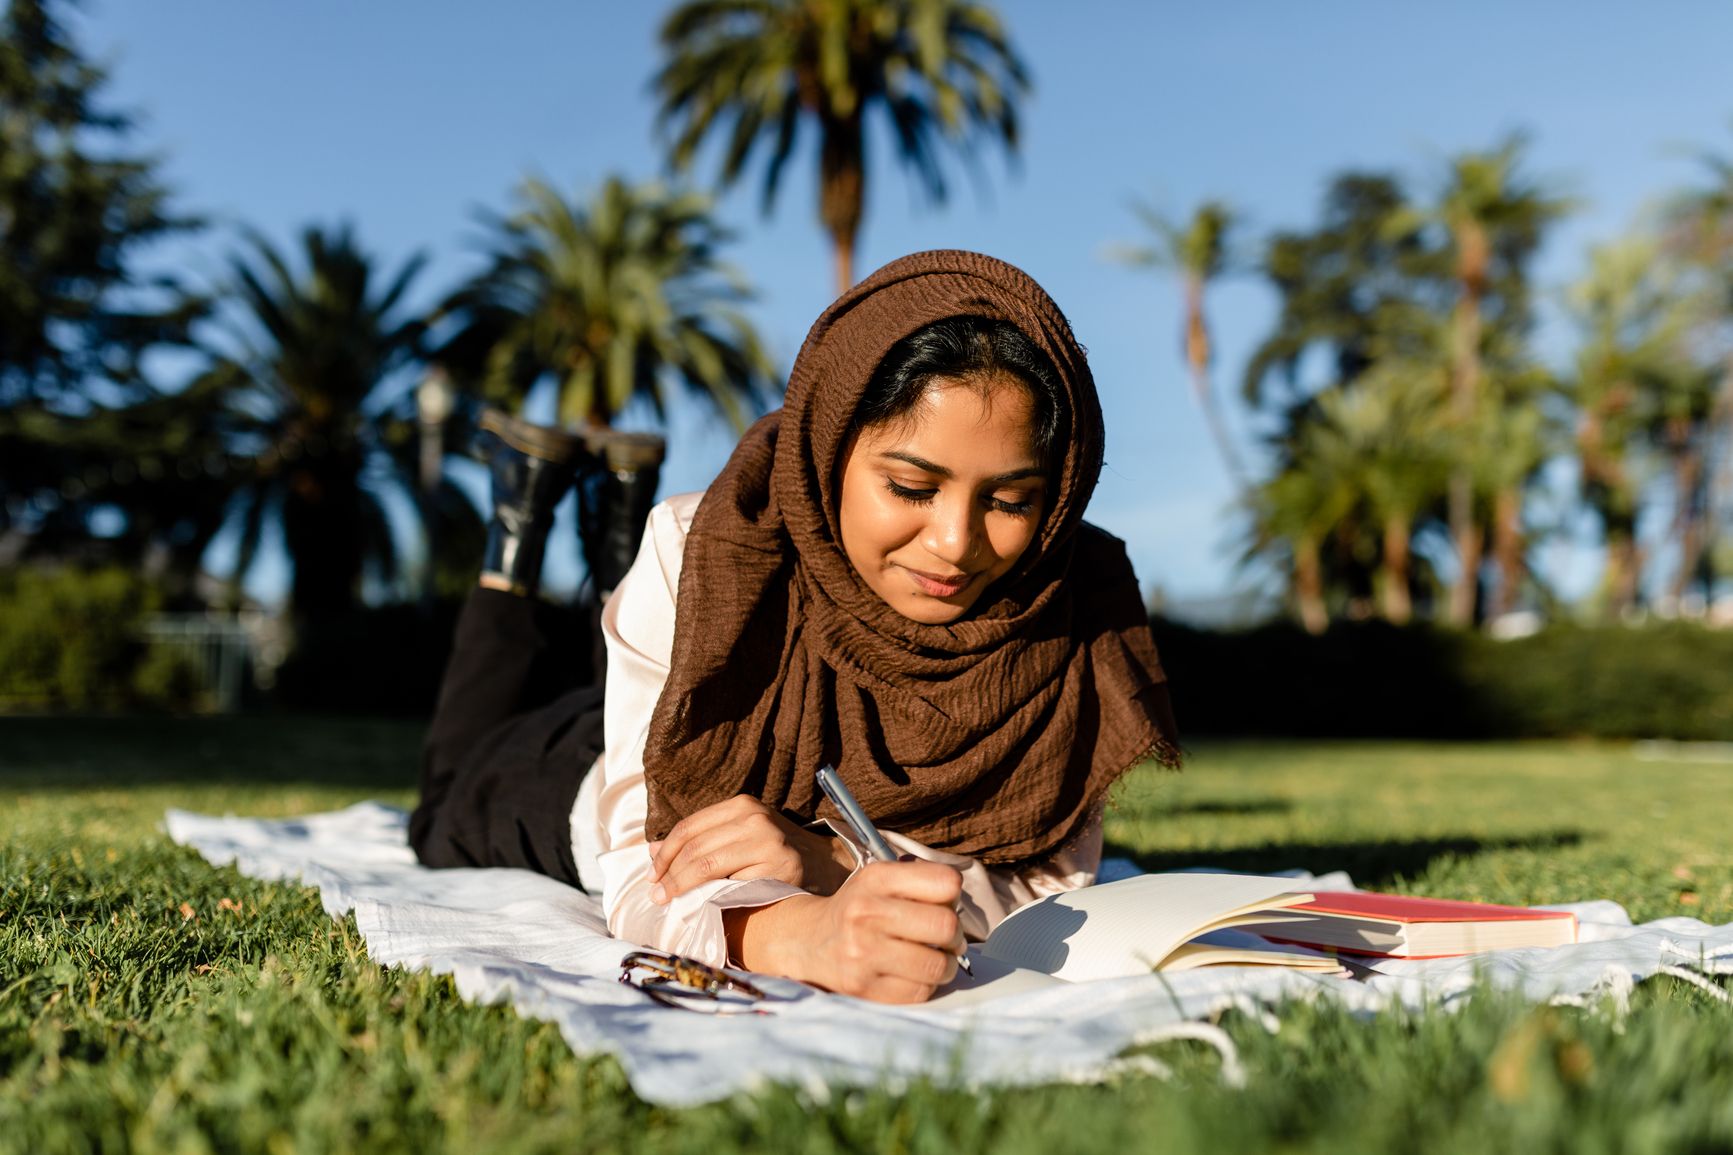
{"left": 1246, "top": 891, "right": 1578, "bottom": 959}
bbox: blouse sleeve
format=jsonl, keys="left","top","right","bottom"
{"left": 590, "top": 494, "right": 806, "bottom": 966}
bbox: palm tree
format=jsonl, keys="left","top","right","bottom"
{"left": 1246, "top": 436, "right": 1356, "bottom": 635}
{"left": 1563, "top": 236, "right": 1695, "bottom": 617}
{"left": 1421, "top": 136, "right": 1571, "bottom": 626}
{"left": 1111, "top": 198, "right": 1248, "bottom": 489}
{"left": 1475, "top": 370, "right": 1552, "bottom": 619}
{"left": 190, "top": 225, "right": 426, "bottom": 619}
{"left": 1241, "top": 173, "right": 1436, "bottom": 629}
{"left": 1307, "top": 364, "right": 1454, "bottom": 624}
{"left": 1646, "top": 351, "right": 1721, "bottom": 612}
{"left": 654, "top": 0, "right": 1029, "bottom": 296}
{"left": 1660, "top": 137, "right": 1733, "bottom": 611}
{"left": 0, "top": 379, "right": 241, "bottom": 606}
{"left": 436, "top": 176, "right": 775, "bottom": 432}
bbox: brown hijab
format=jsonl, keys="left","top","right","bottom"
{"left": 643, "top": 250, "right": 1177, "bottom": 866}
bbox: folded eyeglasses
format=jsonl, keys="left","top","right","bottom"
{"left": 618, "top": 949, "right": 775, "bottom": 1015}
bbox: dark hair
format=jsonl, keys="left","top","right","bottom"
{"left": 851, "top": 316, "right": 1065, "bottom": 464}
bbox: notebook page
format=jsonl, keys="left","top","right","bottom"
{"left": 979, "top": 873, "right": 1311, "bottom": 983}
{"left": 917, "top": 951, "right": 1067, "bottom": 1011}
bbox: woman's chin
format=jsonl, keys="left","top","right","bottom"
{"left": 887, "top": 590, "right": 976, "bottom": 625}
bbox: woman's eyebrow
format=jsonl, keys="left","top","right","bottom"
{"left": 879, "top": 450, "right": 1044, "bottom": 483}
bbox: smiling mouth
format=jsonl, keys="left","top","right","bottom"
{"left": 901, "top": 566, "right": 975, "bottom": 597}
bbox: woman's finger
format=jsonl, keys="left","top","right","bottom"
{"left": 649, "top": 797, "right": 757, "bottom": 879}
{"left": 865, "top": 936, "right": 958, "bottom": 993}
{"left": 855, "top": 859, "right": 964, "bottom": 906}
{"left": 862, "top": 894, "right": 959, "bottom": 950}
{"left": 655, "top": 827, "right": 785, "bottom": 901}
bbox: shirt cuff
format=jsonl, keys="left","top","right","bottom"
{"left": 819, "top": 817, "right": 873, "bottom": 872}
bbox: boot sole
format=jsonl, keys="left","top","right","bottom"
{"left": 582, "top": 430, "right": 667, "bottom": 472}
{"left": 478, "top": 408, "right": 587, "bottom": 464}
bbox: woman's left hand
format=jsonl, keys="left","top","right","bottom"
{"left": 647, "top": 795, "right": 855, "bottom": 903}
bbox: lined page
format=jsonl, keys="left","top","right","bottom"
{"left": 979, "top": 873, "right": 1312, "bottom": 983}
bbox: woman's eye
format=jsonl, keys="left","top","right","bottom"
{"left": 884, "top": 478, "right": 937, "bottom": 503}
{"left": 989, "top": 494, "right": 1037, "bottom": 516}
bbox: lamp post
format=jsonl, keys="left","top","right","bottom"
{"left": 416, "top": 368, "right": 456, "bottom": 612}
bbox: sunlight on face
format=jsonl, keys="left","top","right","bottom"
{"left": 837, "top": 374, "right": 1048, "bottom": 625}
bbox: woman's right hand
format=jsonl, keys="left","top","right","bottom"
{"left": 726, "top": 859, "right": 966, "bottom": 1004}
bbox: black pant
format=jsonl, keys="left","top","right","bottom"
{"left": 409, "top": 589, "right": 606, "bottom": 889}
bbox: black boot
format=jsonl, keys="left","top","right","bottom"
{"left": 477, "top": 409, "right": 589, "bottom": 597}
{"left": 575, "top": 430, "right": 666, "bottom": 599}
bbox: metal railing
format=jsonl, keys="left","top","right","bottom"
{"left": 139, "top": 613, "right": 263, "bottom": 713}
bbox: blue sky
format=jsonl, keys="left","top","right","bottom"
{"left": 74, "top": 1, "right": 1733, "bottom": 607}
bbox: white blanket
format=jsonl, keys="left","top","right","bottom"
{"left": 166, "top": 802, "right": 1733, "bottom": 1107}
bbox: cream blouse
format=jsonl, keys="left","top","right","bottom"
{"left": 570, "top": 492, "right": 1103, "bottom": 967}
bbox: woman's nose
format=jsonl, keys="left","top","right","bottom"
{"left": 922, "top": 497, "right": 979, "bottom": 568}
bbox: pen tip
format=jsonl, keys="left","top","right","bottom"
{"left": 958, "top": 954, "right": 973, "bottom": 975}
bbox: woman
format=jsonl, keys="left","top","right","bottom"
{"left": 413, "top": 250, "right": 1178, "bottom": 1004}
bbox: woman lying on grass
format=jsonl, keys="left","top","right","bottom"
{"left": 411, "top": 251, "right": 1178, "bottom": 1004}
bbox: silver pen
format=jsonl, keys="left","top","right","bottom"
{"left": 816, "top": 764, "right": 972, "bottom": 976}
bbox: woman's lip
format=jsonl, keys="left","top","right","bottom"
{"left": 902, "top": 566, "right": 973, "bottom": 596}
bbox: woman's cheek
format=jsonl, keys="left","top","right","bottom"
{"left": 864, "top": 491, "right": 920, "bottom": 550}
{"left": 986, "top": 514, "right": 1039, "bottom": 573}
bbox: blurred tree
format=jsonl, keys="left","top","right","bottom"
{"left": 1247, "top": 152, "right": 1566, "bottom": 630}
{"left": 1313, "top": 362, "right": 1454, "bottom": 624}
{"left": 190, "top": 225, "right": 426, "bottom": 619}
{"left": 1476, "top": 363, "right": 1555, "bottom": 619}
{"left": 1410, "top": 136, "right": 1571, "bottom": 625}
{"left": 0, "top": 0, "right": 204, "bottom": 559}
{"left": 0, "top": 0, "right": 199, "bottom": 409}
{"left": 435, "top": 176, "right": 776, "bottom": 432}
{"left": 1243, "top": 173, "right": 1436, "bottom": 410}
{"left": 1562, "top": 236, "right": 1697, "bottom": 616}
{"left": 1245, "top": 434, "right": 1355, "bottom": 635}
{"left": 1111, "top": 198, "right": 1248, "bottom": 490}
{"left": 1242, "top": 173, "right": 1439, "bottom": 623}
{"left": 1660, "top": 137, "right": 1733, "bottom": 610}
{"left": 0, "top": 379, "right": 240, "bottom": 605}
{"left": 653, "top": 0, "right": 1028, "bottom": 295}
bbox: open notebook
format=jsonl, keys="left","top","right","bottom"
{"left": 925, "top": 873, "right": 1345, "bottom": 1009}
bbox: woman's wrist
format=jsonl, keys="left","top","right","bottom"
{"left": 818, "top": 832, "right": 860, "bottom": 893}
{"left": 724, "top": 893, "right": 827, "bottom": 979}
{"left": 785, "top": 825, "right": 857, "bottom": 896}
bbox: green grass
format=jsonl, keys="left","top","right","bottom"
{"left": 4, "top": 717, "right": 1733, "bottom": 1154}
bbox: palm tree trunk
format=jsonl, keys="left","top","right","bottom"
{"left": 1580, "top": 408, "right": 1642, "bottom": 618}
{"left": 832, "top": 232, "right": 856, "bottom": 300}
{"left": 1446, "top": 471, "right": 1478, "bottom": 625}
{"left": 1604, "top": 525, "right": 1639, "bottom": 617}
{"left": 283, "top": 456, "right": 365, "bottom": 619}
{"left": 1491, "top": 487, "right": 1523, "bottom": 618}
{"left": 819, "top": 112, "right": 865, "bottom": 298}
{"left": 1446, "top": 227, "right": 1486, "bottom": 628}
{"left": 1381, "top": 513, "right": 1413, "bottom": 625}
{"left": 1183, "top": 275, "right": 1248, "bottom": 491}
{"left": 1667, "top": 418, "right": 1706, "bottom": 611}
{"left": 1295, "top": 537, "right": 1328, "bottom": 635}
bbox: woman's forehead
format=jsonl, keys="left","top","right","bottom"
{"left": 858, "top": 380, "right": 1042, "bottom": 466}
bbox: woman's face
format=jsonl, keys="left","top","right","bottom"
{"left": 838, "top": 374, "right": 1048, "bottom": 624}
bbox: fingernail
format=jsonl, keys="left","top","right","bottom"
{"left": 650, "top": 884, "right": 667, "bottom": 904}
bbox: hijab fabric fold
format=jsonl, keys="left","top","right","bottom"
{"left": 643, "top": 250, "right": 1177, "bottom": 865}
